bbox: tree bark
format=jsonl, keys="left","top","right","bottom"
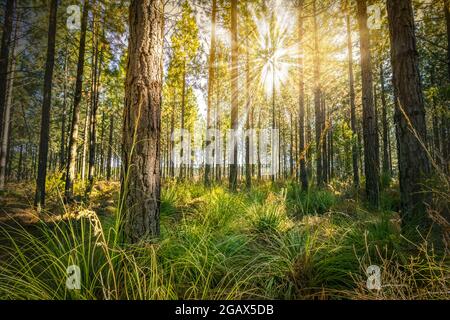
{"left": 380, "top": 63, "right": 390, "bottom": 176}
{"left": 65, "top": 0, "right": 90, "bottom": 201}
{"left": 87, "top": 31, "right": 104, "bottom": 194}
{"left": 0, "top": 9, "right": 18, "bottom": 191}
{"left": 313, "top": 0, "right": 323, "bottom": 187}
{"left": 357, "top": 0, "right": 380, "bottom": 207}
{"left": 34, "top": 0, "right": 58, "bottom": 209}
{"left": 444, "top": 0, "right": 450, "bottom": 80}
{"left": 180, "top": 62, "right": 186, "bottom": 180}
{"left": 245, "top": 38, "right": 252, "bottom": 189}
{"left": 106, "top": 113, "right": 113, "bottom": 181}
{"left": 298, "top": 3, "right": 308, "bottom": 190}
{"left": 229, "top": 0, "right": 238, "bottom": 191}
{"left": 122, "top": 0, "right": 164, "bottom": 242}
{"left": 60, "top": 45, "right": 69, "bottom": 170}
{"left": 0, "top": 0, "right": 14, "bottom": 145}
{"left": 386, "top": 0, "right": 432, "bottom": 229}
{"left": 205, "top": 0, "right": 217, "bottom": 187}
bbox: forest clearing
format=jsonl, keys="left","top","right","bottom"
{"left": 0, "top": 0, "right": 449, "bottom": 301}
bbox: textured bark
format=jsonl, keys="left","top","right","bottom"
{"left": 357, "top": 0, "right": 380, "bottom": 207}
{"left": 60, "top": 46, "right": 68, "bottom": 170}
{"left": 205, "top": 0, "right": 217, "bottom": 187}
{"left": 387, "top": 0, "right": 432, "bottom": 228}
{"left": 445, "top": 0, "right": 450, "bottom": 80}
{"left": 65, "top": 0, "right": 89, "bottom": 201}
{"left": 122, "top": 0, "right": 163, "bottom": 242}
{"left": 229, "top": 0, "right": 238, "bottom": 190}
{"left": 380, "top": 63, "right": 390, "bottom": 176}
{"left": 298, "top": 3, "right": 308, "bottom": 190}
{"left": 0, "top": 10, "right": 18, "bottom": 191}
{"left": 35, "top": 0, "right": 58, "bottom": 209}
{"left": 313, "top": 0, "right": 323, "bottom": 186}
{"left": 0, "top": 0, "right": 14, "bottom": 145}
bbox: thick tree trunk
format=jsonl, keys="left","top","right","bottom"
{"left": 65, "top": 0, "right": 89, "bottom": 201}
{"left": 229, "top": 0, "right": 238, "bottom": 190}
{"left": 357, "top": 0, "right": 380, "bottom": 207}
{"left": 298, "top": 4, "right": 308, "bottom": 190}
{"left": 205, "top": 0, "right": 217, "bottom": 187}
{"left": 0, "top": 0, "right": 14, "bottom": 145}
{"left": 0, "top": 10, "right": 18, "bottom": 191}
{"left": 387, "top": 0, "right": 432, "bottom": 229}
{"left": 122, "top": 0, "right": 163, "bottom": 242}
{"left": 34, "top": 0, "right": 58, "bottom": 209}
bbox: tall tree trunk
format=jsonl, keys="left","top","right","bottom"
{"left": 313, "top": 0, "right": 323, "bottom": 186}
{"left": 245, "top": 15, "right": 252, "bottom": 190}
{"left": 357, "top": 0, "right": 380, "bottom": 207}
{"left": 65, "top": 0, "right": 90, "bottom": 201}
{"left": 87, "top": 33, "right": 104, "bottom": 194}
{"left": 81, "top": 96, "right": 90, "bottom": 181}
{"left": 205, "top": 0, "right": 217, "bottom": 187}
{"left": 0, "top": 0, "right": 14, "bottom": 145}
{"left": 289, "top": 117, "right": 294, "bottom": 178}
{"left": 106, "top": 113, "right": 113, "bottom": 181}
{"left": 229, "top": 0, "right": 238, "bottom": 190}
{"left": 346, "top": 12, "right": 360, "bottom": 188}
{"left": 444, "top": 0, "right": 450, "bottom": 80}
{"left": 99, "top": 111, "right": 105, "bottom": 177}
{"left": 60, "top": 46, "right": 68, "bottom": 170}
{"left": 170, "top": 93, "right": 175, "bottom": 178}
{"left": 386, "top": 0, "right": 432, "bottom": 229}
{"left": 321, "top": 98, "right": 328, "bottom": 183}
{"left": 17, "top": 143, "right": 22, "bottom": 181}
{"left": 380, "top": 63, "right": 391, "bottom": 177}
{"left": 0, "top": 10, "right": 18, "bottom": 191}
{"left": 444, "top": 0, "right": 450, "bottom": 172}
{"left": 180, "top": 62, "right": 186, "bottom": 180}
{"left": 34, "top": 0, "right": 58, "bottom": 209}
{"left": 122, "top": 0, "right": 163, "bottom": 242}
{"left": 298, "top": 3, "right": 308, "bottom": 190}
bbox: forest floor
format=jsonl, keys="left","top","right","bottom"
{"left": 0, "top": 177, "right": 448, "bottom": 300}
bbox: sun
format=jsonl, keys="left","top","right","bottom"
{"left": 251, "top": 4, "right": 298, "bottom": 97}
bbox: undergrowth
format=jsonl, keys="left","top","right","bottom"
{"left": 0, "top": 179, "right": 448, "bottom": 300}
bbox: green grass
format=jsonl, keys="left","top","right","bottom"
{"left": 0, "top": 181, "right": 448, "bottom": 300}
